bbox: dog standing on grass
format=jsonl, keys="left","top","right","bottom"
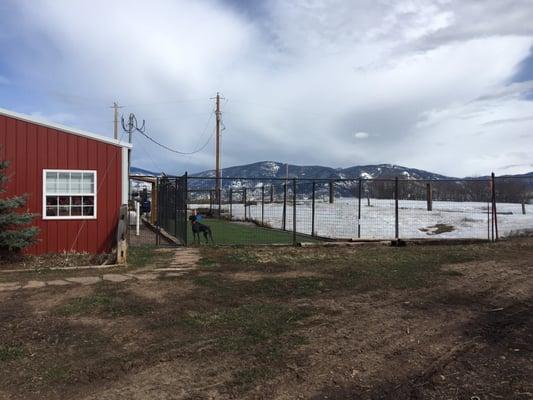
{"left": 189, "top": 209, "right": 214, "bottom": 244}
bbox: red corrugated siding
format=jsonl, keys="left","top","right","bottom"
{"left": 0, "top": 114, "right": 123, "bottom": 255}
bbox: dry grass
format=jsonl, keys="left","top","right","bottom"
{"left": 0, "top": 239, "right": 532, "bottom": 399}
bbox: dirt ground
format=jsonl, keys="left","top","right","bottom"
{"left": 0, "top": 240, "right": 532, "bottom": 400}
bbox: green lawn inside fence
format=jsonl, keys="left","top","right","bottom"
{"left": 187, "top": 218, "right": 321, "bottom": 245}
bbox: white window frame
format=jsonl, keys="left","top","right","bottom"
{"left": 42, "top": 169, "right": 97, "bottom": 220}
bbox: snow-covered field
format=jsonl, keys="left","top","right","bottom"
{"left": 206, "top": 198, "right": 533, "bottom": 240}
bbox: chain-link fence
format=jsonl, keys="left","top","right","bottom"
{"left": 128, "top": 175, "right": 187, "bottom": 246}
{"left": 188, "top": 177, "right": 310, "bottom": 245}
{"left": 128, "top": 174, "right": 533, "bottom": 246}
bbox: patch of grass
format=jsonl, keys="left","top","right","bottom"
{"left": 212, "top": 244, "right": 508, "bottom": 274}
{"left": 0, "top": 345, "right": 24, "bottom": 362}
{"left": 198, "top": 244, "right": 508, "bottom": 296}
{"left": 177, "top": 303, "right": 314, "bottom": 391}
{"left": 198, "top": 257, "right": 218, "bottom": 268}
{"left": 192, "top": 273, "right": 326, "bottom": 299}
{"left": 231, "top": 366, "right": 271, "bottom": 387}
{"left": 201, "top": 246, "right": 341, "bottom": 273}
{"left": 252, "top": 277, "right": 326, "bottom": 297}
{"left": 225, "top": 252, "right": 260, "bottom": 265}
{"left": 419, "top": 223, "right": 455, "bottom": 235}
{"left": 343, "top": 245, "right": 501, "bottom": 290}
{"left": 128, "top": 245, "right": 173, "bottom": 268}
{"left": 192, "top": 274, "right": 223, "bottom": 289}
{"left": 188, "top": 218, "right": 319, "bottom": 245}
{"left": 55, "top": 294, "right": 114, "bottom": 316}
{"left": 182, "top": 303, "right": 313, "bottom": 352}
{"left": 441, "top": 269, "right": 464, "bottom": 277}
{"left": 55, "top": 286, "right": 154, "bottom": 317}
{"left": 43, "top": 365, "right": 70, "bottom": 382}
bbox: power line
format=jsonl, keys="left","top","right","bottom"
{"left": 135, "top": 127, "right": 215, "bottom": 155}
{"left": 136, "top": 138, "right": 166, "bottom": 173}
{"left": 120, "top": 98, "right": 218, "bottom": 156}
{"left": 194, "top": 111, "right": 216, "bottom": 148}
{"left": 133, "top": 112, "right": 214, "bottom": 173}
{"left": 132, "top": 109, "right": 215, "bottom": 155}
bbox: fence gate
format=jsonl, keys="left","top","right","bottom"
{"left": 157, "top": 173, "right": 188, "bottom": 245}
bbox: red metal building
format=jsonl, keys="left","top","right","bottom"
{"left": 0, "top": 107, "right": 130, "bottom": 255}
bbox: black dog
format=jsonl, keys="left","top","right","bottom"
{"left": 189, "top": 215, "right": 214, "bottom": 244}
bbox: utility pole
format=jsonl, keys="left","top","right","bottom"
{"left": 215, "top": 92, "right": 221, "bottom": 201}
{"left": 121, "top": 113, "right": 145, "bottom": 203}
{"left": 111, "top": 102, "right": 123, "bottom": 140}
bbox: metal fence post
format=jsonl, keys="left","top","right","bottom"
{"left": 243, "top": 188, "right": 247, "bottom": 221}
{"left": 270, "top": 185, "right": 274, "bottom": 203}
{"left": 174, "top": 177, "right": 178, "bottom": 238}
{"left": 229, "top": 188, "right": 233, "bottom": 219}
{"left": 491, "top": 183, "right": 494, "bottom": 242}
{"left": 329, "top": 181, "right": 334, "bottom": 203}
{"left": 184, "top": 172, "right": 188, "bottom": 246}
{"left": 218, "top": 187, "right": 222, "bottom": 219}
{"left": 293, "top": 178, "right": 297, "bottom": 246}
{"left": 487, "top": 185, "right": 490, "bottom": 242}
{"left": 358, "top": 178, "right": 362, "bottom": 238}
{"left": 426, "top": 182, "right": 432, "bottom": 211}
{"left": 156, "top": 176, "right": 161, "bottom": 246}
{"left": 491, "top": 172, "right": 499, "bottom": 241}
{"left": 311, "top": 181, "right": 316, "bottom": 236}
{"left": 282, "top": 183, "right": 287, "bottom": 231}
{"left": 395, "top": 177, "right": 399, "bottom": 240}
{"left": 261, "top": 185, "right": 265, "bottom": 226}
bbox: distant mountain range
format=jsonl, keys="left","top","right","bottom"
{"left": 130, "top": 166, "right": 158, "bottom": 176}
{"left": 131, "top": 161, "right": 532, "bottom": 199}
{"left": 132, "top": 161, "right": 532, "bottom": 181}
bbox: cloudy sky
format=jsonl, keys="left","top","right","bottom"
{"left": 0, "top": 0, "right": 532, "bottom": 177}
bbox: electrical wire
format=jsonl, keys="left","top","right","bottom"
{"left": 137, "top": 140, "right": 165, "bottom": 173}
{"left": 135, "top": 112, "right": 215, "bottom": 155}
{"left": 194, "top": 111, "right": 215, "bottom": 146}
{"left": 136, "top": 128, "right": 214, "bottom": 154}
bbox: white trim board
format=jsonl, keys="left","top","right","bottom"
{"left": 121, "top": 147, "right": 129, "bottom": 205}
{"left": 0, "top": 107, "right": 132, "bottom": 149}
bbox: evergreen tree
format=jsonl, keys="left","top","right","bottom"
{"left": 0, "top": 158, "right": 39, "bottom": 254}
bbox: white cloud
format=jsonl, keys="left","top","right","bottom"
{"left": 353, "top": 132, "right": 370, "bottom": 139}
{"left": 29, "top": 111, "right": 75, "bottom": 125}
{"left": 1, "top": 0, "right": 532, "bottom": 176}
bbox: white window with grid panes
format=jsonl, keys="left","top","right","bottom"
{"left": 43, "top": 170, "right": 97, "bottom": 219}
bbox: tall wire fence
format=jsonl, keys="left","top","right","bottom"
{"left": 128, "top": 174, "right": 533, "bottom": 246}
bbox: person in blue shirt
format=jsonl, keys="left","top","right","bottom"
{"left": 193, "top": 209, "right": 203, "bottom": 223}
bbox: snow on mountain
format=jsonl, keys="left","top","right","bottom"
{"left": 190, "top": 161, "right": 455, "bottom": 182}
{"left": 134, "top": 162, "right": 532, "bottom": 196}
{"left": 130, "top": 166, "right": 159, "bottom": 176}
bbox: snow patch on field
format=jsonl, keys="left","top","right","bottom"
{"left": 207, "top": 198, "right": 533, "bottom": 240}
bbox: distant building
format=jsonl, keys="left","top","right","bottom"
{"left": 0, "top": 107, "right": 131, "bottom": 254}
